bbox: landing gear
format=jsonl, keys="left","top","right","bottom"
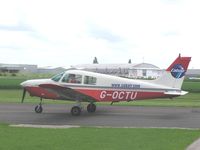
{"left": 70, "top": 102, "right": 97, "bottom": 116}
{"left": 87, "top": 103, "right": 96, "bottom": 113}
{"left": 70, "top": 100, "right": 82, "bottom": 116}
{"left": 34, "top": 98, "right": 43, "bottom": 113}
{"left": 71, "top": 106, "right": 81, "bottom": 116}
{"left": 33, "top": 97, "right": 96, "bottom": 116}
{"left": 35, "top": 104, "right": 43, "bottom": 113}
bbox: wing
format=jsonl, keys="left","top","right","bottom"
{"left": 39, "top": 84, "right": 96, "bottom": 102}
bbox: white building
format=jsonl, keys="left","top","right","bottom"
{"left": 72, "top": 63, "right": 163, "bottom": 79}
{"left": 128, "top": 63, "right": 163, "bottom": 79}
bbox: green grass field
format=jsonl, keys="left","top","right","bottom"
{"left": 0, "top": 77, "right": 25, "bottom": 89}
{"left": 0, "top": 74, "right": 53, "bottom": 89}
{"left": 0, "top": 124, "right": 199, "bottom": 150}
{"left": 182, "top": 81, "right": 200, "bottom": 93}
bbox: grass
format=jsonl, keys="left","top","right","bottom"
{"left": 182, "top": 81, "right": 200, "bottom": 93}
{"left": 0, "top": 89, "right": 23, "bottom": 102}
{"left": 0, "top": 89, "right": 69, "bottom": 104}
{"left": 0, "top": 124, "right": 200, "bottom": 150}
{"left": 0, "top": 73, "right": 53, "bottom": 89}
{"left": 0, "top": 77, "right": 26, "bottom": 89}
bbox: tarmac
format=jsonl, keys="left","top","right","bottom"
{"left": 1, "top": 103, "right": 200, "bottom": 128}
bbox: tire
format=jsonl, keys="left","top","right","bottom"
{"left": 35, "top": 105, "right": 43, "bottom": 113}
{"left": 71, "top": 106, "right": 81, "bottom": 116}
{"left": 87, "top": 103, "right": 96, "bottom": 113}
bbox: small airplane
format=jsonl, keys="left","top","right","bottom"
{"left": 21, "top": 54, "right": 191, "bottom": 116}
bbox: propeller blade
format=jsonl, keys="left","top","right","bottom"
{"left": 21, "top": 89, "right": 26, "bottom": 103}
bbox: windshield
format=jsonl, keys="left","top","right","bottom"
{"left": 62, "top": 73, "right": 82, "bottom": 84}
{"left": 51, "top": 72, "right": 64, "bottom": 82}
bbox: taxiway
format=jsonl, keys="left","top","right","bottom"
{"left": 0, "top": 103, "right": 200, "bottom": 128}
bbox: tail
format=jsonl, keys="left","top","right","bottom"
{"left": 153, "top": 54, "right": 191, "bottom": 90}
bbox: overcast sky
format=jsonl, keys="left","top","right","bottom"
{"left": 0, "top": 0, "right": 199, "bottom": 69}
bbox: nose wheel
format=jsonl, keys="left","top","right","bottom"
{"left": 35, "top": 104, "right": 43, "bottom": 113}
{"left": 34, "top": 98, "right": 43, "bottom": 113}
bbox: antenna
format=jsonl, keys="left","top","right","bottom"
{"left": 142, "top": 57, "right": 144, "bottom": 63}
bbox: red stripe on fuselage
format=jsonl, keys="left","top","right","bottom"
{"left": 25, "top": 86, "right": 174, "bottom": 102}
{"left": 75, "top": 89, "right": 169, "bottom": 102}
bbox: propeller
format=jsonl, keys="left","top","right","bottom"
{"left": 21, "top": 88, "right": 26, "bottom": 103}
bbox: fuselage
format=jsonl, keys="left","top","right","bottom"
{"left": 21, "top": 69, "right": 183, "bottom": 102}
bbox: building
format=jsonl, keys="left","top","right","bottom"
{"left": 0, "top": 63, "right": 38, "bottom": 73}
{"left": 0, "top": 63, "right": 67, "bottom": 74}
{"left": 72, "top": 63, "right": 162, "bottom": 79}
{"left": 186, "top": 69, "right": 200, "bottom": 78}
{"left": 1, "top": 62, "right": 199, "bottom": 78}
{"left": 37, "top": 67, "right": 66, "bottom": 74}
{"left": 128, "top": 63, "right": 163, "bottom": 79}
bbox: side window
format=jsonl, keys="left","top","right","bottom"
{"left": 62, "top": 74, "right": 82, "bottom": 84}
{"left": 62, "top": 74, "right": 69, "bottom": 82}
{"left": 84, "top": 76, "right": 97, "bottom": 85}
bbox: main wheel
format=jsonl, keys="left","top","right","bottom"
{"left": 87, "top": 103, "right": 96, "bottom": 113}
{"left": 71, "top": 106, "right": 81, "bottom": 116}
{"left": 35, "top": 105, "right": 43, "bottom": 113}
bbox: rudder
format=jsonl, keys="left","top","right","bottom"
{"left": 153, "top": 54, "right": 191, "bottom": 89}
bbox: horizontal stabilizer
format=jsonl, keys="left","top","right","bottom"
{"left": 164, "top": 90, "right": 188, "bottom": 96}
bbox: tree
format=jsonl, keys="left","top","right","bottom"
{"left": 93, "top": 57, "right": 98, "bottom": 64}
{"left": 128, "top": 59, "right": 132, "bottom": 64}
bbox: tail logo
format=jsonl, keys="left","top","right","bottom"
{"left": 171, "top": 64, "right": 186, "bottom": 79}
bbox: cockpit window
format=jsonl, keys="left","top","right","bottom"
{"left": 51, "top": 72, "right": 64, "bottom": 82}
{"left": 62, "top": 73, "right": 82, "bottom": 84}
{"left": 84, "top": 76, "right": 97, "bottom": 85}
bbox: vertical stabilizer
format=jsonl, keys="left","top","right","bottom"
{"left": 153, "top": 54, "right": 191, "bottom": 89}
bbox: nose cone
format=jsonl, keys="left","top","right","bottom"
{"left": 20, "top": 80, "right": 29, "bottom": 87}
{"left": 20, "top": 79, "right": 52, "bottom": 87}
{"left": 20, "top": 80, "right": 37, "bottom": 87}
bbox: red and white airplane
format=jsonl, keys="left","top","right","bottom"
{"left": 21, "top": 55, "right": 191, "bottom": 116}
